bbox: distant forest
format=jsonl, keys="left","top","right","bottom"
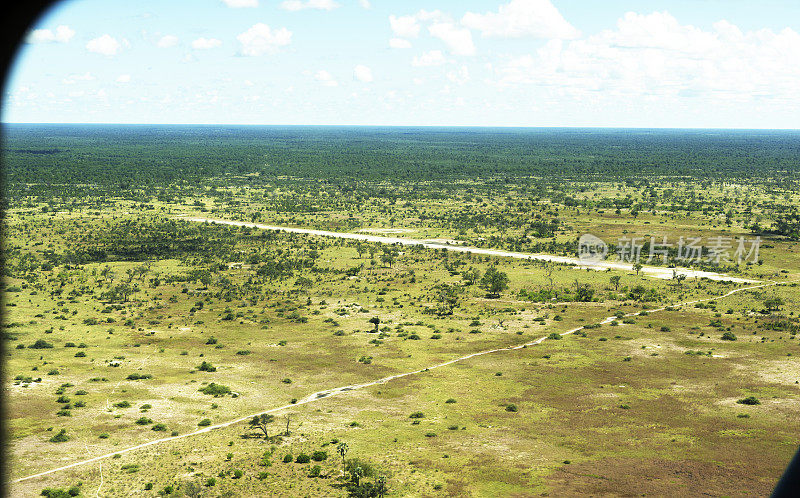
{"left": 3, "top": 125, "right": 799, "bottom": 189}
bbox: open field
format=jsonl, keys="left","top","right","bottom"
{"left": 3, "top": 125, "right": 800, "bottom": 497}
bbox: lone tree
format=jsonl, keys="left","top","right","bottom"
{"left": 369, "top": 316, "right": 381, "bottom": 332}
{"left": 610, "top": 275, "right": 621, "bottom": 291}
{"left": 764, "top": 297, "right": 784, "bottom": 311}
{"left": 249, "top": 414, "right": 275, "bottom": 439}
{"left": 479, "top": 266, "right": 509, "bottom": 298}
{"left": 632, "top": 263, "right": 643, "bottom": 276}
{"left": 337, "top": 441, "right": 349, "bottom": 476}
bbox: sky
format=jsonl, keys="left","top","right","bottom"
{"left": 3, "top": 0, "right": 800, "bottom": 128}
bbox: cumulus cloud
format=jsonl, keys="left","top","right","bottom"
{"left": 491, "top": 11, "right": 800, "bottom": 104}
{"left": 221, "top": 0, "right": 258, "bottom": 7}
{"left": 389, "top": 38, "right": 412, "bottom": 49}
{"left": 353, "top": 65, "right": 373, "bottom": 82}
{"left": 462, "top": 0, "right": 580, "bottom": 39}
{"left": 412, "top": 50, "right": 447, "bottom": 67}
{"left": 27, "top": 25, "right": 75, "bottom": 44}
{"left": 389, "top": 14, "right": 421, "bottom": 38}
{"left": 237, "top": 23, "right": 292, "bottom": 56}
{"left": 359, "top": 0, "right": 371, "bottom": 8}
{"left": 116, "top": 74, "right": 131, "bottom": 83}
{"left": 428, "top": 22, "right": 475, "bottom": 56}
{"left": 157, "top": 35, "right": 179, "bottom": 48}
{"left": 314, "top": 69, "right": 338, "bottom": 86}
{"left": 281, "top": 0, "right": 339, "bottom": 11}
{"left": 191, "top": 37, "right": 222, "bottom": 49}
{"left": 86, "top": 34, "right": 122, "bottom": 55}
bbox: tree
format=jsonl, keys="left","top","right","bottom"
{"left": 431, "top": 283, "right": 461, "bottom": 316}
{"left": 369, "top": 316, "right": 381, "bottom": 332}
{"left": 764, "top": 297, "right": 785, "bottom": 311}
{"left": 632, "top": 263, "right": 643, "bottom": 276}
{"left": 610, "top": 275, "right": 621, "bottom": 291}
{"left": 461, "top": 267, "right": 481, "bottom": 286}
{"left": 479, "top": 266, "right": 509, "bottom": 298}
{"left": 337, "top": 442, "right": 349, "bottom": 477}
{"left": 249, "top": 414, "right": 275, "bottom": 439}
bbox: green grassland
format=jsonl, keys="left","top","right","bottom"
{"left": 3, "top": 126, "right": 800, "bottom": 497}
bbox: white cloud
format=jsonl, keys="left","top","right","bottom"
{"left": 192, "top": 37, "right": 222, "bottom": 50}
{"left": 116, "top": 74, "right": 131, "bottom": 83}
{"left": 389, "top": 38, "right": 412, "bottom": 49}
{"left": 237, "top": 23, "right": 292, "bottom": 56}
{"left": 389, "top": 15, "right": 420, "bottom": 38}
{"left": 353, "top": 65, "right": 373, "bottom": 82}
{"left": 359, "top": 0, "right": 371, "bottom": 9}
{"left": 462, "top": 0, "right": 580, "bottom": 39}
{"left": 86, "top": 34, "right": 122, "bottom": 55}
{"left": 412, "top": 50, "right": 447, "bottom": 67}
{"left": 428, "top": 22, "right": 475, "bottom": 56}
{"left": 62, "top": 72, "right": 95, "bottom": 85}
{"left": 157, "top": 35, "right": 179, "bottom": 48}
{"left": 314, "top": 70, "right": 338, "bottom": 86}
{"left": 221, "top": 0, "right": 258, "bottom": 7}
{"left": 447, "top": 65, "right": 470, "bottom": 85}
{"left": 27, "top": 25, "right": 75, "bottom": 44}
{"left": 281, "top": 0, "right": 339, "bottom": 11}
{"left": 491, "top": 11, "right": 800, "bottom": 104}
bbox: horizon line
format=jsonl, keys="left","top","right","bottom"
{"left": 2, "top": 122, "right": 800, "bottom": 131}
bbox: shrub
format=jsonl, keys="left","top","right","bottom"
{"left": 282, "top": 378, "right": 292, "bottom": 384}
{"left": 232, "top": 469, "right": 243, "bottom": 479}
{"left": 721, "top": 331, "right": 737, "bottom": 341}
{"left": 737, "top": 396, "right": 761, "bottom": 405}
{"left": 204, "top": 477, "right": 216, "bottom": 487}
{"left": 198, "top": 383, "right": 230, "bottom": 396}
{"left": 126, "top": 373, "right": 153, "bottom": 380}
{"left": 409, "top": 412, "right": 424, "bottom": 419}
{"left": 547, "top": 332, "right": 562, "bottom": 340}
{"left": 309, "top": 465, "right": 322, "bottom": 477}
{"left": 296, "top": 453, "right": 310, "bottom": 463}
{"left": 198, "top": 418, "right": 212, "bottom": 427}
{"left": 445, "top": 398, "right": 456, "bottom": 403}
{"left": 505, "top": 404, "right": 518, "bottom": 412}
{"left": 152, "top": 423, "right": 167, "bottom": 431}
{"left": 283, "top": 453, "right": 293, "bottom": 463}
{"left": 49, "top": 429, "right": 69, "bottom": 443}
{"left": 99, "top": 433, "right": 109, "bottom": 439}
{"left": 30, "top": 339, "right": 54, "bottom": 349}
{"left": 197, "top": 361, "right": 216, "bottom": 372}
{"left": 135, "top": 417, "right": 153, "bottom": 425}
{"left": 311, "top": 450, "right": 328, "bottom": 461}
{"left": 114, "top": 401, "right": 131, "bottom": 408}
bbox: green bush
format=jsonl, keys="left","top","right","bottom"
{"left": 49, "top": 429, "right": 69, "bottom": 443}
{"left": 505, "top": 404, "right": 518, "bottom": 412}
{"left": 30, "top": 339, "right": 54, "bottom": 349}
{"left": 283, "top": 453, "right": 293, "bottom": 463}
{"left": 296, "top": 453, "right": 311, "bottom": 463}
{"left": 198, "top": 418, "right": 212, "bottom": 426}
{"left": 198, "top": 383, "right": 231, "bottom": 396}
{"left": 721, "top": 331, "right": 737, "bottom": 341}
{"left": 408, "top": 411, "right": 424, "bottom": 419}
{"left": 311, "top": 450, "right": 328, "bottom": 461}
{"left": 197, "top": 361, "right": 216, "bottom": 372}
{"left": 737, "top": 396, "right": 761, "bottom": 405}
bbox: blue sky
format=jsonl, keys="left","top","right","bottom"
{"left": 3, "top": 0, "right": 800, "bottom": 127}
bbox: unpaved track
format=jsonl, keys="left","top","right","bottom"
{"left": 181, "top": 217, "right": 758, "bottom": 283}
{"left": 13, "top": 279, "right": 782, "bottom": 484}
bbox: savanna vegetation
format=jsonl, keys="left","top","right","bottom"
{"left": 3, "top": 125, "right": 800, "bottom": 496}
